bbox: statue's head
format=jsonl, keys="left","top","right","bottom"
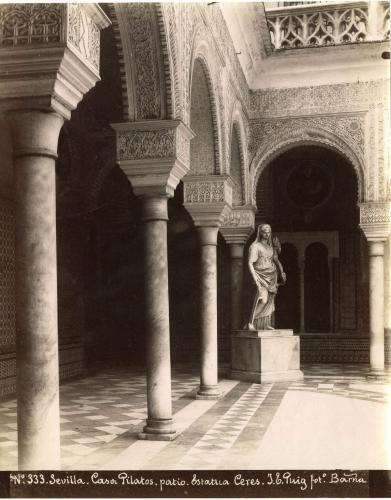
{"left": 257, "top": 224, "right": 272, "bottom": 243}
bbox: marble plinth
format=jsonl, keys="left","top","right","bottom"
{"left": 228, "top": 329, "right": 304, "bottom": 383}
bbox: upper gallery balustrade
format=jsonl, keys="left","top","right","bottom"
{"left": 265, "top": 1, "right": 390, "bottom": 50}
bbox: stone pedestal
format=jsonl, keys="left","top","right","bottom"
{"left": 229, "top": 330, "right": 304, "bottom": 383}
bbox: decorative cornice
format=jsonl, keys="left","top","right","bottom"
{"left": 0, "top": 4, "right": 110, "bottom": 119}
{"left": 183, "top": 175, "right": 233, "bottom": 226}
{"left": 220, "top": 206, "right": 256, "bottom": 245}
{"left": 359, "top": 202, "right": 391, "bottom": 241}
{"left": 112, "top": 120, "right": 194, "bottom": 198}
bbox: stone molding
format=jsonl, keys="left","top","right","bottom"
{"left": 112, "top": 120, "right": 194, "bottom": 198}
{"left": 220, "top": 206, "right": 256, "bottom": 245}
{"left": 359, "top": 202, "right": 391, "bottom": 241}
{"left": 183, "top": 175, "right": 233, "bottom": 227}
{"left": 0, "top": 4, "right": 110, "bottom": 119}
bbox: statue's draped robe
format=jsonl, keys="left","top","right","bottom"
{"left": 249, "top": 242, "right": 278, "bottom": 329}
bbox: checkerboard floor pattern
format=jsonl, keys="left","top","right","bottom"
{"left": 176, "top": 383, "right": 273, "bottom": 469}
{"left": 0, "top": 363, "right": 389, "bottom": 470}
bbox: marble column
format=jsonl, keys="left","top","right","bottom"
{"left": 328, "top": 257, "right": 334, "bottom": 332}
{"left": 197, "top": 226, "right": 221, "bottom": 399}
{"left": 368, "top": 240, "right": 385, "bottom": 374}
{"left": 0, "top": 3, "right": 110, "bottom": 469}
{"left": 7, "top": 110, "right": 64, "bottom": 469}
{"left": 384, "top": 236, "right": 391, "bottom": 338}
{"left": 112, "top": 120, "right": 194, "bottom": 439}
{"left": 229, "top": 244, "right": 245, "bottom": 331}
{"left": 360, "top": 201, "right": 391, "bottom": 377}
{"left": 299, "top": 257, "right": 305, "bottom": 333}
{"left": 183, "top": 176, "right": 234, "bottom": 399}
{"left": 139, "top": 196, "right": 176, "bottom": 439}
{"left": 220, "top": 208, "right": 255, "bottom": 339}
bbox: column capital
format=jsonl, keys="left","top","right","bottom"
{"left": 0, "top": 4, "right": 110, "bottom": 119}
{"left": 183, "top": 175, "right": 232, "bottom": 227}
{"left": 112, "top": 120, "right": 195, "bottom": 198}
{"left": 6, "top": 110, "right": 64, "bottom": 159}
{"left": 220, "top": 206, "right": 256, "bottom": 245}
{"left": 368, "top": 240, "right": 385, "bottom": 257}
{"left": 359, "top": 202, "right": 391, "bottom": 242}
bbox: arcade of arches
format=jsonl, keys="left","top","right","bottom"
{"left": 0, "top": 2, "right": 390, "bottom": 470}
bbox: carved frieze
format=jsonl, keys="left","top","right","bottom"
{"left": 360, "top": 202, "right": 391, "bottom": 224}
{"left": 115, "top": 120, "right": 193, "bottom": 166}
{"left": 251, "top": 80, "right": 389, "bottom": 118}
{"left": 123, "top": 4, "right": 164, "bottom": 120}
{"left": 112, "top": 120, "right": 194, "bottom": 198}
{"left": 359, "top": 202, "right": 391, "bottom": 240}
{"left": 250, "top": 114, "right": 366, "bottom": 158}
{"left": 0, "top": 4, "right": 104, "bottom": 71}
{"left": 185, "top": 181, "right": 225, "bottom": 204}
{"left": 221, "top": 208, "right": 255, "bottom": 228}
{"left": 0, "top": 4, "right": 63, "bottom": 46}
{"left": 67, "top": 4, "right": 101, "bottom": 71}
{"left": 118, "top": 129, "right": 175, "bottom": 161}
{"left": 183, "top": 175, "right": 233, "bottom": 226}
{"left": 220, "top": 206, "right": 256, "bottom": 244}
{"left": 0, "top": 4, "right": 110, "bottom": 118}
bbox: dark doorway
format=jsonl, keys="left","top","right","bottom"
{"left": 304, "top": 242, "right": 330, "bottom": 332}
{"left": 275, "top": 243, "right": 300, "bottom": 331}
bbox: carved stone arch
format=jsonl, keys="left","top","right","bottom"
{"left": 112, "top": 3, "right": 168, "bottom": 121}
{"left": 104, "top": 4, "right": 130, "bottom": 121}
{"left": 229, "top": 103, "right": 249, "bottom": 205}
{"left": 189, "top": 28, "right": 223, "bottom": 174}
{"left": 250, "top": 128, "right": 366, "bottom": 206}
{"left": 156, "top": 3, "right": 181, "bottom": 121}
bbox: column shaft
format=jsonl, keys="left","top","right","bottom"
{"left": 230, "top": 244, "right": 245, "bottom": 331}
{"left": 368, "top": 240, "right": 385, "bottom": 373}
{"left": 197, "top": 227, "right": 220, "bottom": 399}
{"left": 299, "top": 259, "right": 305, "bottom": 333}
{"left": 8, "top": 111, "right": 64, "bottom": 469}
{"left": 328, "top": 258, "right": 334, "bottom": 332}
{"left": 140, "top": 197, "right": 175, "bottom": 438}
{"left": 384, "top": 236, "right": 391, "bottom": 336}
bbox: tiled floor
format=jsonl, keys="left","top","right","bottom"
{"left": 0, "top": 364, "right": 390, "bottom": 470}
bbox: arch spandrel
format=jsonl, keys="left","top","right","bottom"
{"left": 249, "top": 127, "right": 366, "bottom": 206}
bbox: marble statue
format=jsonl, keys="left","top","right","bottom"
{"left": 247, "top": 224, "right": 286, "bottom": 330}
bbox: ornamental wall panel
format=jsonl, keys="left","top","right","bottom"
{"left": 249, "top": 80, "right": 389, "bottom": 204}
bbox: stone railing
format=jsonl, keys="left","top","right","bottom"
{"left": 266, "top": 1, "right": 390, "bottom": 50}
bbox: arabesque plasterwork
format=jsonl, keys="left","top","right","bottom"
{"left": 117, "top": 129, "right": 175, "bottom": 161}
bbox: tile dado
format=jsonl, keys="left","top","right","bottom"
{"left": 0, "top": 345, "right": 85, "bottom": 398}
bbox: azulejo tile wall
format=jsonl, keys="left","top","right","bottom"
{"left": 0, "top": 198, "right": 16, "bottom": 398}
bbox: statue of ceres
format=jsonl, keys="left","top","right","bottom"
{"left": 247, "top": 224, "right": 286, "bottom": 330}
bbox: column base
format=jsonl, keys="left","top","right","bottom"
{"left": 139, "top": 417, "right": 177, "bottom": 440}
{"left": 138, "top": 432, "right": 178, "bottom": 441}
{"left": 367, "top": 369, "right": 388, "bottom": 382}
{"left": 196, "top": 385, "right": 221, "bottom": 400}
